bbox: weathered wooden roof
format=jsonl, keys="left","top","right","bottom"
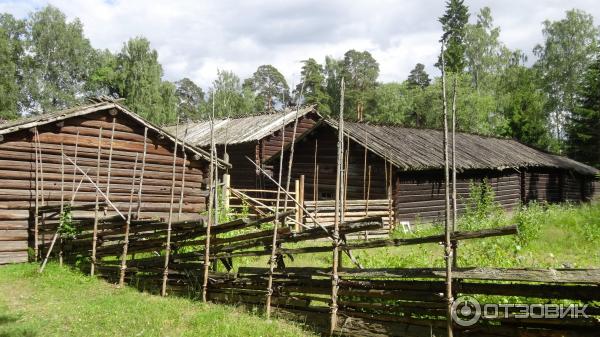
{"left": 326, "top": 119, "right": 598, "bottom": 176}
{"left": 0, "top": 100, "right": 228, "bottom": 168}
{"left": 167, "top": 106, "right": 316, "bottom": 146}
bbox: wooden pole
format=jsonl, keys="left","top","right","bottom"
{"left": 223, "top": 173, "right": 231, "bottom": 211}
{"left": 177, "top": 127, "right": 189, "bottom": 221}
{"left": 161, "top": 118, "right": 179, "bottom": 297}
{"left": 299, "top": 174, "right": 305, "bottom": 231}
{"left": 343, "top": 135, "right": 350, "bottom": 218}
{"left": 71, "top": 130, "right": 79, "bottom": 196}
{"left": 35, "top": 129, "right": 47, "bottom": 258}
{"left": 330, "top": 77, "right": 345, "bottom": 336}
{"left": 63, "top": 155, "right": 125, "bottom": 219}
{"left": 119, "top": 153, "right": 139, "bottom": 288}
{"left": 451, "top": 74, "right": 458, "bottom": 267}
{"left": 90, "top": 127, "right": 103, "bottom": 276}
{"left": 313, "top": 138, "right": 319, "bottom": 227}
{"left": 105, "top": 118, "right": 116, "bottom": 200}
{"left": 202, "top": 99, "right": 216, "bottom": 303}
{"left": 441, "top": 41, "right": 454, "bottom": 337}
{"left": 136, "top": 127, "right": 148, "bottom": 219}
{"left": 363, "top": 132, "right": 368, "bottom": 200}
{"left": 294, "top": 179, "right": 300, "bottom": 230}
{"left": 388, "top": 159, "right": 394, "bottom": 230}
{"left": 265, "top": 108, "right": 288, "bottom": 320}
{"left": 38, "top": 142, "right": 65, "bottom": 273}
{"left": 365, "top": 165, "right": 371, "bottom": 240}
{"left": 33, "top": 130, "right": 40, "bottom": 261}
{"left": 59, "top": 141, "right": 64, "bottom": 266}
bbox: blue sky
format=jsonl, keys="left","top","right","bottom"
{"left": 1, "top": 0, "right": 599, "bottom": 89}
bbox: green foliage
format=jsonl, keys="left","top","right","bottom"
{"left": 341, "top": 49, "right": 379, "bottom": 120}
{"left": 439, "top": 0, "right": 469, "bottom": 73}
{"left": 57, "top": 205, "right": 79, "bottom": 239}
{"left": 243, "top": 64, "right": 289, "bottom": 111}
{"left": 370, "top": 82, "right": 411, "bottom": 124}
{"left": 0, "top": 25, "right": 19, "bottom": 119}
{"left": 115, "top": 37, "right": 172, "bottom": 124}
{"left": 204, "top": 69, "right": 255, "bottom": 118}
{"left": 407, "top": 63, "right": 430, "bottom": 89}
{"left": 324, "top": 56, "right": 342, "bottom": 116}
{"left": 513, "top": 202, "right": 545, "bottom": 247}
{"left": 497, "top": 60, "right": 553, "bottom": 149}
{"left": 23, "top": 5, "right": 96, "bottom": 114}
{"left": 460, "top": 179, "right": 503, "bottom": 231}
{"left": 568, "top": 54, "right": 600, "bottom": 168}
{"left": 534, "top": 9, "right": 599, "bottom": 148}
{"left": 175, "top": 77, "right": 204, "bottom": 121}
{"left": 296, "top": 58, "right": 330, "bottom": 114}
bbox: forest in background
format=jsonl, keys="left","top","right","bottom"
{"left": 0, "top": 1, "right": 599, "bottom": 168}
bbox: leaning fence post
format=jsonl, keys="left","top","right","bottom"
{"left": 299, "top": 174, "right": 305, "bottom": 232}
{"left": 294, "top": 179, "right": 301, "bottom": 232}
{"left": 223, "top": 173, "right": 231, "bottom": 211}
{"left": 91, "top": 127, "right": 103, "bottom": 277}
{"left": 119, "top": 153, "right": 139, "bottom": 287}
{"left": 330, "top": 78, "right": 345, "bottom": 336}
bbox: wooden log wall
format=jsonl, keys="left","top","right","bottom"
{"left": 273, "top": 126, "right": 389, "bottom": 201}
{"left": 209, "top": 113, "right": 318, "bottom": 192}
{"left": 522, "top": 168, "right": 563, "bottom": 203}
{"left": 260, "top": 113, "right": 319, "bottom": 160}
{"left": 394, "top": 169, "right": 522, "bottom": 225}
{"left": 0, "top": 108, "right": 208, "bottom": 264}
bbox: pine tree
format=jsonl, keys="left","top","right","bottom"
{"left": 296, "top": 58, "right": 330, "bottom": 113}
{"left": 407, "top": 63, "right": 431, "bottom": 89}
{"left": 439, "top": 0, "right": 469, "bottom": 73}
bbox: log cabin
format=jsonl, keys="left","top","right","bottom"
{"left": 0, "top": 99, "right": 226, "bottom": 264}
{"left": 167, "top": 106, "right": 320, "bottom": 190}
{"left": 269, "top": 118, "right": 599, "bottom": 225}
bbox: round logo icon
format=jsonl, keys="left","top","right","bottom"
{"left": 451, "top": 296, "right": 481, "bottom": 327}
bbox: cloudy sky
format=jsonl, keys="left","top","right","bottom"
{"left": 1, "top": 0, "right": 599, "bottom": 89}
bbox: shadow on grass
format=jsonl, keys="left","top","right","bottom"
{"left": 0, "top": 312, "right": 38, "bottom": 337}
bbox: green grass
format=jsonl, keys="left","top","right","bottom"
{"left": 0, "top": 263, "right": 315, "bottom": 337}
{"left": 237, "top": 201, "right": 600, "bottom": 270}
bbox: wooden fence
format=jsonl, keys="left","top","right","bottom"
{"left": 227, "top": 174, "right": 395, "bottom": 237}
{"left": 45, "top": 205, "right": 600, "bottom": 337}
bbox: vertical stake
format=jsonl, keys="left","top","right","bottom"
{"left": 202, "top": 97, "right": 216, "bottom": 303}
{"left": 33, "top": 130, "right": 39, "bottom": 262}
{"left": 330, "top": 77, "right": 345, "bottom": 336}
{"left": 177, "top": 127, "right": 189, "bottom": 221}
{"left": 161, "top": 118, "right": 179, "bottom": 297}
{"left": 265, "top": 109, "right": 287, "bottom": 320}
{"left": 90, "top": 127, "right": 103, "bottom": 276}
{"left": 119, "top": 153, "right": 139, "bottom": 288}
{"left": 441, "top": 41, "right": 454, "bottom": 337}
{"left": 59, "top": 141, "right": 65, "bottom": 266}
{"left": 136, "top": 127, "right": 148, "bottom": 219}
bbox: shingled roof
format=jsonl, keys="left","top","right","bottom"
{"left": 0, "top": 100, "right": 228, "bottom": 168}
{"left": 167, "top": 106, "right": 316, "bottom": 146}
{"left": 325, "top": 119, "right": 598, "bottom": 176}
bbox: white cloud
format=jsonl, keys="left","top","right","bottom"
{"left": 1, "top": 0, "right": 599, "bottom": 89}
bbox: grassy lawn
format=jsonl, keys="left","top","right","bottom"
{"left": 236, "top": 201, "right": 600, "bottom": 270}
{"left": 0, "top": 263, "right": 315, "bottom": 337}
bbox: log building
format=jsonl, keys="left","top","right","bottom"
{"left": 168, "top": 106, "right": 320, "bottom": 190}
{"left": 270, "top": 118, "right": 599, "bottom": 224}
{"left": 0, "top": 100, "right": 224, "bottom": 264}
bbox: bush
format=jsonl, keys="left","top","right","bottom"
{"left": 513, "top": 202, "right": 545, "bottom": 247}
{"left": 460, "top": 179, "right": 504, "bottom": 231}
